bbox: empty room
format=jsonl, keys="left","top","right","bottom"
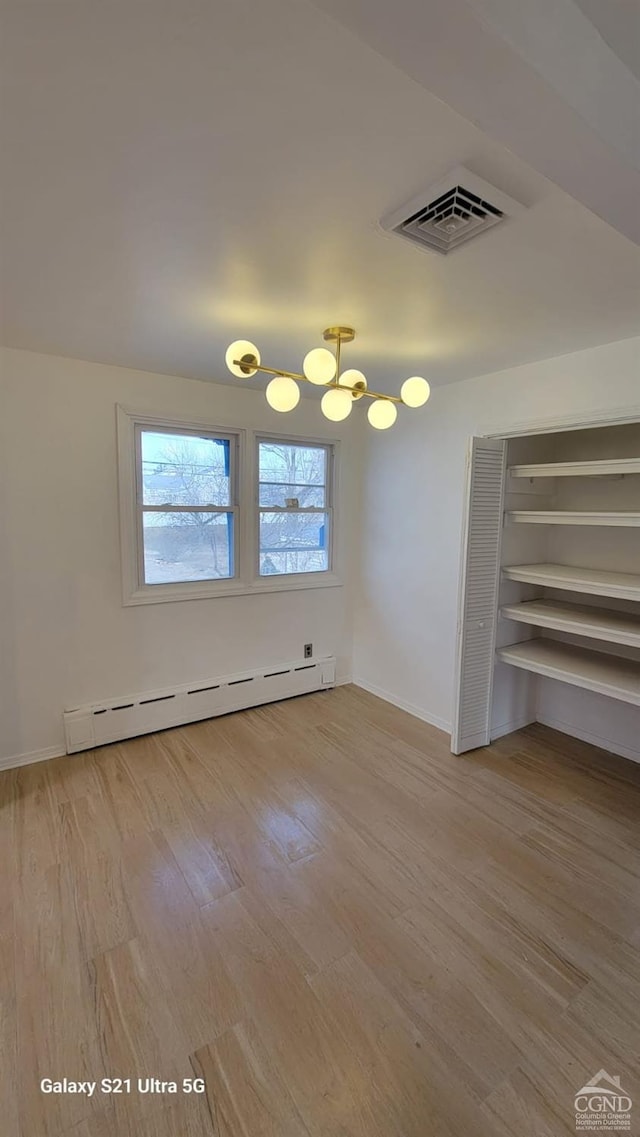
{"left": 1, "top": 1, "right": 639, "bottom": 1135}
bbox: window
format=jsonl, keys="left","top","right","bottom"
{"left": 137, "top": 427, "right": 237, "bottom": 585}
{"left": 118, "top": 408, "right": 340, "bottom": 604}
{"left": 258, "top": 440, "right": 331, "bottom": 576}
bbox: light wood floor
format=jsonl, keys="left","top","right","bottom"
{"left": 2, "top": 685, "right": 640, "bottom": 1137}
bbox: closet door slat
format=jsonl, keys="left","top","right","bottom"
{"left": 452, "top": 437, "right": 506, "bottom": 754}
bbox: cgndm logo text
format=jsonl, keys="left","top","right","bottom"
{"left": 575, "top": 1070, "right": 632, "bottom": 1132}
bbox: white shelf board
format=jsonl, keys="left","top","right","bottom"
{"left": 497, "top": 640, "right": 640, "bottom": 707}
{"left": 502, "top": 563, "right": 640, "bottom": 601}
{"left": 509, "top": 457, "right": 640, "bottom": 479}
{"left": 506, "top": 510, "right": 640, "bottom": 527}
{"left": 500, "top": 600, "right": 640, "bottom": 648}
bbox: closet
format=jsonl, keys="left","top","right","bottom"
{"left": 452, "top": 421, "right": 640, "bottom": 758}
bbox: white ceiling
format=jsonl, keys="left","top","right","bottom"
{"left": 1, "top": 0, "right": 639, "bottom": 391}
{"left": 573, "top": 0, "right": 640, "bottom": 81}
{"left": 311, "top": 0, "right": 640, "bottom": 243}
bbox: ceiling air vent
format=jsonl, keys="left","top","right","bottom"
{"left": 381, "top": 167, "right": 525, "bottom": 255}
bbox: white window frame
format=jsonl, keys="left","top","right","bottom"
{"left": 256, "top": 434, "right": 335, "bottom": 582}
{"left": 117, "top": 407, "right": 342, "bottom": 605}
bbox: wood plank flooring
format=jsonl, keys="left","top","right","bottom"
{"left": 1, "top": 684, "right": 640, "bottom": 1136}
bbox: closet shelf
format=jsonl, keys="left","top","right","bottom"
{"left": 500, "top": 600, "right": 640, "bottom": 648}
{"left": 505, "top": 510, "right": 640, "bottom": 527}
{"left": 496, "top": 640, "right": 640, "bottom": 707}
{"left": 502, "top": 563, "right": 640, "bottom": 601}
{"left": 509, "top": 457, "right": 640, "bottom": 479}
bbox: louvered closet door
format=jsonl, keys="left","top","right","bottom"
{"left": 451, "top": 437, "right": 506, "bottom": 754}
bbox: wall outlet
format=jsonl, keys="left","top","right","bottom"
{"left": 304, "top": 643, "right": 313, "bottom": 658}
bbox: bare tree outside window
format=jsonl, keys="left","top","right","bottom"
{"left": 140, "top": 430, "right": 234, "bottom": 584}
{"left": 120, "top": 411, "right": 338, "bottom": 602}
{"left": 258, "top": 441, "right": 330, "bottom": 575}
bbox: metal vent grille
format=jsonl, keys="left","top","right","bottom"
{"left": 381, "top": 167, "right": 523, "bottom": 256}
{"left": 402, "top": 185, "right": 503, "bottom": 253}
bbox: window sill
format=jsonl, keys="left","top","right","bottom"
{"left": 123, "top": 573, "right": 343, "bottom": 606}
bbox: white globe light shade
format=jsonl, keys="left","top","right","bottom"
{"left": 321, "top": 388, "right": 353, "bottom": 422}
{"left": 303, "top": 347, "right": 337, "bottom": 385}
{"left": 266, "top": 375, "right": 300, "bottom": 413}
{"left": 339, "top": 369, "right": 368, "bottom": 399}
{"left": 225, "top": 340, "right": 261, "bottom": 378}
{"left": 401, "top": 376, "right": 430, "bottom": 408}
{"left": 367, "top": 400, "right": 397, "bottom": 430}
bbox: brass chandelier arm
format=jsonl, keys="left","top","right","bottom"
{"left": 336, "top": 386, "right": 401, "bottom": 403}
{"left": 233, "top": 360, "right": 402, "bottom": 403}
{"left": 235, "top": 360, "right": 305, "bottom": 382}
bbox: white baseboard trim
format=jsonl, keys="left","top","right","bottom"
{"left": 0, "top": 745, "right": 65, "bottom": 773}
{"left": 490, "top": 714, "right": 536, "bottom": 741}
{"left": 536, "top": 714, "right": 640, "bottom": 765}
{"left": 351, "top": 677, "right": 451, "bottom": 734}
{"left": 0, "top": 674, "right": 352, "bottom": 774}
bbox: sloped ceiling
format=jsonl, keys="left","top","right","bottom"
{"left": 573, "top": 0, "right": 640, "bottom": 81}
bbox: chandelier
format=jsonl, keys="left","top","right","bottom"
{"left": 225, "top": 326, "right": 430, "bottom": 430}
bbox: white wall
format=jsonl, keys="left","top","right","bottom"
{"left": 353, "top": 336, "right": 640, "bottom": 757}
{"left": 2, "top": 337, "right": 638, "bottom": 767}
{"left": 0, "top": 347, "right": 361, "bottom": 764}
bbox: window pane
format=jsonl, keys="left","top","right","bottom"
{"left": 142, "top": 512, "right": 233, "bottom": 584}
{"left": 258, "top": 442, "right": 326, "bottom": 486}
{"left": 141, "top": 431, "right": 231, "bottom": 507}
{"left": 259, "top": 511, "right": 328, "bottom": 575}
{"left": 259, "top": 482, "right": 325, "bottom": 508}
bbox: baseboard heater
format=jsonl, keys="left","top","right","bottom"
{"left": 63, "top": 656, "right": 336, "bottom": 754}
